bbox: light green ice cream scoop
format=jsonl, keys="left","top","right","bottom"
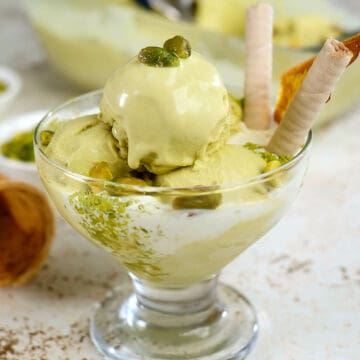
{"left": 156, "top": 144, "right": 266, "bottom": 187}
{"left": 45, "top": 115, "right": 129, "bottom": 177}
{"left": 100, "top": 51, "right": 234, "bottom": 175}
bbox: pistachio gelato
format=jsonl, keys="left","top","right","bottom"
{"left": 45, "top": 115, "right": 129, "bottom": 177}
{"left": 38, "top": 36, "right": 306, "bottom": 285}
{"left": 100, "top": 51, "right": 234, "bottom": 174}
{"left": 155, "top": 145, "right": 265, "bottom": 188}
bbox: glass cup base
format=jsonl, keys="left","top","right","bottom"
{"left": 90, "top": 278, "right": 258, "bottom": 360}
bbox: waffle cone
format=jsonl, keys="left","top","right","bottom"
{"left": 0, "top": 177, "right": 55, "bottom": 286}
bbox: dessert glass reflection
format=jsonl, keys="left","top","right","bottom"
{"left": 34, "top": 91, "right": 311, "bottom": 360}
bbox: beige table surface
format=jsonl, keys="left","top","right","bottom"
{"left": 0, "top": 1, "right": 359, "bottom": 359}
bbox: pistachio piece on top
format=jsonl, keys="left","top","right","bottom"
{"left": 173, "top": 193, "right": 222, "bottom": 210}
{"left": 89, "top": 161, "right": 113, "bottom": 180}
{"left": 88, "top": 162, "right": 113, "bottom": 193}
{"left": 114, "top": 177, "right": 148, "bottom": 187}
{"left": 263, "top": 160, "right": 281, "bottom": 173}
{"left": 40, "top": 130, "right": 54, "bottom": 147}
{"left": 138, "top": 46, "right": 180, "bottom": 67}
{"left": 163, "top": 35, "right": 191, "bottom": 59}
{"left": 106, "top": 176, "right": 148, "bottom": 196}
{"left": 263, "top": 160, "right": 283, "bottom": 187}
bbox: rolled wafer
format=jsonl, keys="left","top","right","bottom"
{"left": 267, "top": 38, "right": 352, "bottom": 156}
{"left": 244, "top": 2, "right": 273, "bottom": 130}
{"left": 274, "top": 33, "right": 360, "bottom": 123}
{"left": 0, "top": 177, "right": 55, "bottom": 286}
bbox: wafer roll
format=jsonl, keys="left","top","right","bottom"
{"left": 267, "top": 38, "right": 352, "bottom": 156}
{"left": 244, "top": 2, "right": 273, "bottom": 129}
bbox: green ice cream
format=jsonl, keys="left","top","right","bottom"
{"left": 45, "top": 115, "right": 129, "bottom": 177}
{"left": 156, "top": 144, "right": 266, "bottom": 187}
{"left": 100, "top": 50, "right": 234, "bottom": 175}
{"left": 44, "top": 36, "right": 265, "bottom": 191}
{"left": 36, "top": 36, "right": 306, "bottom": 289}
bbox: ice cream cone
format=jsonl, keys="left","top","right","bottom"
{"left": 0, "top": 175, "right": 55, "bottom": 286}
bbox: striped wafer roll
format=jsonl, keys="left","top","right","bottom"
{"left": 267, "top": 38, "right": 352, "bottom": 156}
{"left": 244, "top": 2, "right": 273, "bottom": 130}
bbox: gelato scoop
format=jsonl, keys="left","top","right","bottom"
{"left": 100, "top": 42, "right": 233, "bottom": 174}
{"left": 45, "top": 115, "right": 128, "bottom": 177}
{"left": 156, "top": 144, "right": 265, "bottom": 188}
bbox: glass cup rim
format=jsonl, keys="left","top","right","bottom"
{"left": 34, "top": 89, "right": 312, "bottom": 195}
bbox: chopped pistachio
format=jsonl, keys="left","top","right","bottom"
{"left": 263, "top": 160, "right": 283, "bottom": 187}
{"left": 163, "top": 35, "right": 191, "bottom": 59}
{"left": 138, "top": 46, "right": 180, "bottom": 67}
{"left": 114, "top": 177, "right": 148, "bottom": 187}
{"left": 228, "top": 93, "right": 242, "bottom": 120}
{"left": 244, "top": 142, "right": 292, "bottom": 164}
{"left": 228, "top": 93, "right": 244, "bottom": 112}
{"left": 263, "top": 160, "right": 282, "bottom": 173}
{"left": 105, "top": 176, "right": 148, "bottom": 196}
{"left": 88, "top": 162, "right": 113, "bottom": 193}
{"left": 244, "top": 142, "right": 260, "bottom": 151}
{"left": 1, "top": 129, "right": 34, "bottom": 162}
{"left": 68, "top": 191, "right": 165, "bottom": 280}
{"left": 173, "top": 193, "right": 222, "bottom": 210}
{"left": 40, "top": 130, "right": 54, "bottom": 147}
{"left": 89, "top": 161, "right": 113, "bottom": 180}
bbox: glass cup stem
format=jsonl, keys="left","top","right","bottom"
{"left": 91, "top": 274, "right": 258, "bottom": 360}
{"left": 130, "top": 274, "right": 220, "bottom": 327}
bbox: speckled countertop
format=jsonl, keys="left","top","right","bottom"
{"left": 0, "top": 1, "right": 359, "bottom": 359}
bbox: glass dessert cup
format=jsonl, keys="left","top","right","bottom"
{"left": 34, "top": 91, "right": 311, "bottom": 360}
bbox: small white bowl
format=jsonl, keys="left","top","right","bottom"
{"left": 0, "top": 110, "right": 46, "bottom": 188}
{"left": 0, "top": 67, "right": 22, "bottom": 113}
